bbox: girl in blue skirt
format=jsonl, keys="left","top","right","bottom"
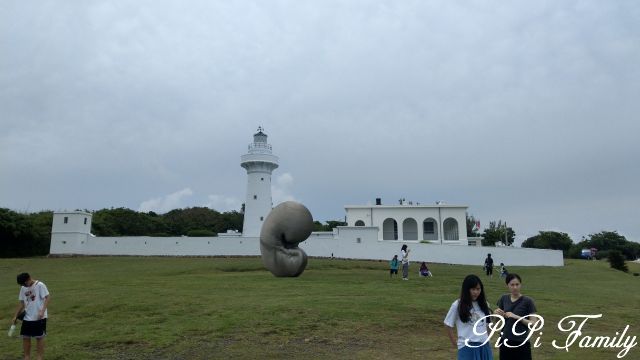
{"left": 444, "top": 274, "right": 494, "bottom": 360}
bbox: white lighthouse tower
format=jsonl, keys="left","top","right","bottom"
{"left": 241, "top": 127, "right": 279, "bottom": 237}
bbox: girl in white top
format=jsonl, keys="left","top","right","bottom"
{"left": 444, "top": 274, "right": 494, "bottom": 360}
{"left": 400, "top": 244, "right": 410, "bottom": 280}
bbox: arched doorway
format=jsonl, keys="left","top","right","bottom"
{"left": 443, "top": 218, "right": 459, "bottom": 240}
{"left": 403, "top": 218, "right": 418, "bottom": 240}
{"left": 382, "top": 218, "right": 398, "bottom": 240}
{"left": 423, "top": 218, "right": 438, "bottom": 241}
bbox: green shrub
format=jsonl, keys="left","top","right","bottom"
{"left": 595, "top": 250, "right": 610, "bottom": 260}
{"left": 608, "top": 250, "right": 628, "bottom": 272}
{"left": 0, "top": 209, "right": 52, "bottom": 257}
{"left": 186, "top": 229, "right": 216, "bottom": 237}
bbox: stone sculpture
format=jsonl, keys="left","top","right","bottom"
{"left": 260, "top": 201, "right": 313, "bottom": 277}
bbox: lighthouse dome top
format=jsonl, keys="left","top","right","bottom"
{"left": 253, "top": 126, "right": 268, "bottom": 143}
{"left": 246, "top": 126, "right": 273, "bottom": 155}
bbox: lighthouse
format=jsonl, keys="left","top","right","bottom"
{"left": 240, "top": 127, "right": 279, "bottom": 237}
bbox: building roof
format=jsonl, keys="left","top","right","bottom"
{"left": 345, "top": 204, "right": 468, "bottom": 209}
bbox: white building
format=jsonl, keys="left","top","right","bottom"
{"left": 49, "top": 129, "right": 564, "bottom": 266}
{"left": 346, "top": 201, "right": 467, "bottom": 243}
{"left": 49, "top": 211, "right": 93, "bottom": 255}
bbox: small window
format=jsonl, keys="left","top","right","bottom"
{"left": 355, "top": 220, "right": 365, "bottom": 226}
{"left": 260, "top": 216, "right": 264, "bottom": 221}
{"left": 261, "top": 177, "right": 264, "bottom": 181}
{"left": 62, "top": 241, "right": 67, "bottom": 244}
{"left": 356, "top": 238, "right": 361, "bottom": 243}
{"left": 64, "top": 217, "right": 68, "bottom": 224}
{"left": 84, "top": 218, "right": 87, "bottom": 225}
{"left": 254, "top": 195, "right": 257, "bottom": 200}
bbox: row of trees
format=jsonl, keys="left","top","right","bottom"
{"left": 523, "top": 230, "right": 639, "bottom": 272}
{"left": 0, "top": 209, "right": 53, "bottom": 257}
{"left": 1, "top": 207, "right": 348, "bottom": 257}
{"left": 523, "top": 230, "right": 640, "bottom": 261}
{"left": 465, "top": 214, "right": 639, "bottom": 272}
{"left": 92, "top": 207, "right": 244, "bottom": 237}
{"left": 91, "top": 208, "right": 345, "bottom": 236}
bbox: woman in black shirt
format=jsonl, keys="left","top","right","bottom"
{"left": 494, "top": 273, "right": 539, "bottom": 360}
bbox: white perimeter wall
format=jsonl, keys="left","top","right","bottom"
{"left": 50, "top": 227, "right": 563, "bottom": 266}
{"left": 303, "top": 227, "right": 563, "bottom": 266}
{"left": 52, "top": 234, "right": 261, "bottom": 256}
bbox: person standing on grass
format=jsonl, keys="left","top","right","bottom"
{"left": 12, "top": 272, "right": 50, "bottom": 360}
{"left": 400, "top": 244, "right": 410, "bottom": 280}
{"left": 494, "top": 273, "right": 538, "bottom": 360}
{"left": 389, "top": 255, "right": 400, "bottom": 278}
{"left": 484, "top": 254, "right": 494, "bottom": 277}
{"left": 444, "top": 274, "right": 493, "bottom": 359}
{"left": 499, "top": 263, "right": 508, "bottom": 278}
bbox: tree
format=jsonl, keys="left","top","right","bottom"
{"left": 481, "top": 221, "right": 514, "bottom": 246}
{"left": 569, "top": 231, "right": 639, "bottom": 260}
{"left": 312, "top": 220, "right": 347, "bottom": 232}
{"left": 92, "top": 208, "right": 165, "bottom": 236}
{"left": 608, "top": 250, "right": 628, "bottom": 272}
{"left": 186, "top": 229, "right": 216, "bottom": 237}
{"left": 90, "top": 207, "right": 243, "bottom": 237}
{"left": 466, "top": 213, "right": 480, "bottom": 237}
{"left": 522, "top": 231, "right": 573, "bottom": 257}
{"left": 0, "top": 209, "right": 52, "bottom": 257}
{"left": 312, "top": 221, "right": 325, "bottom": 232}
{"left": 324, "top": 220, "right": 347, "bottom": 231}
{"left": 0, "top": 208, "right": 30, "bottom": 257}
{"left": 220, "top": 211, "right": 244, "bottom": 233}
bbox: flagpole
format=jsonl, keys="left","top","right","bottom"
{"left": 504, "top": 221, "right": 508, "bottom": 246}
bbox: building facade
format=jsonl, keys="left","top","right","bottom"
{"left": 49, "top": 211, "right": 93, "bottom": 255}
{"left": 346, "top": 203, "right": 467, "bottom": 243}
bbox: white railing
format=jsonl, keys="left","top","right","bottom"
{"left": 248, "top": 142, "right": 272, "bottom": 154}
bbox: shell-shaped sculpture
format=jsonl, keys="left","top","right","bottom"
{"left": 260, "top": 201, "right": 313, "bottom": 277}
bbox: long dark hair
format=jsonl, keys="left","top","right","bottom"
{"left": 458, "top": 274, "right": 491, "bottom": 323}
{"left": 401, "top": 244, "right": 407, "bottom": 251}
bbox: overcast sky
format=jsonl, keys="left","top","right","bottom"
{"left": 1, "top": 1, "right": 639, "bottom": 245}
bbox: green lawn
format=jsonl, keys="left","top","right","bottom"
{"left": 1, "top": 257, "right": 638, "bottom": 359}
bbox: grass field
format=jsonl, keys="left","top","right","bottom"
{"left": 1, "top": 257, "right": 639, "bottom": 359}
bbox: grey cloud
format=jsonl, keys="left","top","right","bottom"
{"left": 1, "top": 1, "right": 639, "bottom": 242}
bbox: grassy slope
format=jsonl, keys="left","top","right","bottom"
{"left": 0, "top": 257, "right": 638, "bottom": 359}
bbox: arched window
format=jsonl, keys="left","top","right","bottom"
{"left": 354, "top": 220, "right": 365, "bottom": 226}
{"left": 402, "top": 218, "right": 418, "bottom": 240}
{"left": 382, "top": 218, "right": 398, "bottom": 240}
{"left": 443, "top": 218, "right": 459, "bottom": 240}
{"left": 423, "top": 218, "right": 438, "bottom": 241}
